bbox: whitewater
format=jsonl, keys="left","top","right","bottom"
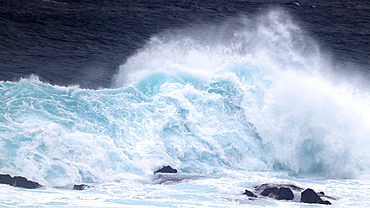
{"left": 1, "top": 9, "right": 370, "bottom": 207}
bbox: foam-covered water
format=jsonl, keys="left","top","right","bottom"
{"left": 113, "top": 9, "right": 370, "bottom": 178}
{"left": 1, "top": 9, "right": 370, "bottom": 207}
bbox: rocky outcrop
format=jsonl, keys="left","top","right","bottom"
{"left": 154, "top": 166, "right": 177, "bottom": 174}
{"left": 243, "top": 183, "right": 332, "bottom": 205}
{"left": 257, "top": 185, "right": 294, "bottom": 200}
{"left": 253, "top": 184, "right": 298, "bottom": 201}
{"left": 0, "top": 174, "right": 42, "bottom": 189}
{"left": 301, "top": 188, "right": 331, "bottom": 205}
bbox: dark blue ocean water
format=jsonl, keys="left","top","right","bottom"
{"left": 0, "top": 0, "right": 369, "bottom": 89}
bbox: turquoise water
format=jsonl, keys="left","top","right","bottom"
{"left": 1, "top": 10, "right": 370, "bottom": 207}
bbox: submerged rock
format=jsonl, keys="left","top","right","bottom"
{"left": 0, "top": 174, "right": 42, "bottom": 189}
{"left": 301, "top": 188, "right": 331, "bottom": 205}
{"left": 154, "top": 166, "right": 177, "bottom": 174}
{"left": 73, "top": 184, "right": 90, "bottom": 190}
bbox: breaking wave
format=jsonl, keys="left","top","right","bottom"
{"left": 1, "top": 9, "right": 369, "bottom": 186}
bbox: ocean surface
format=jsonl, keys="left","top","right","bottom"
{"left": 1, "top": 0, "right": 370, "bottom": 207}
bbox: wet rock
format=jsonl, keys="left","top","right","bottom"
{"left": 0, "top": 174, "right": 42, "bottom": 189}
{"left": 13, "top": 176, "right": 42, "bottom": 189}
{"left": 0, "top": 174, "right": 15, "bottom": 186}
{"left": 301, "top": 188, "right": 331, "bottom": 205}
{"left": 260, "top": 187, "right": 294, "bottom": 200}
{"left": 73, "top": 184, "right": 90, "bottom": 190}
{"left": 247, "top": 183, "right": 333, "bottom": 205}
{"left": 257, "top": 184, "right": 294, "bottom": 200}
{"left": 243, "top": 189, "right": 257, "bottom": 198}
{"left": 276, "top": 187, "right": 294, "bottom": 200}
{"left": 154, "top": 166, "right": 177, "bottom": 174}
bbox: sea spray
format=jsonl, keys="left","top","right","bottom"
{"left": 113, "top": 9, "right": 370, "bottom": 178}
{"left": 0, "top": 9, "right": 369, "bottom": 188}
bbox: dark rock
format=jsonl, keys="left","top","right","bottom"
{"left": 243, "top": 189, "right": 257, "bottom": 198}
{"left": 301, "top": 188, "right": 331, "bottom": 205}
{"left": 73, "top": 184, "right": 90, "bottom": 190}
{"left": 276, "top": 187, "right": 294, "bottom": 200}
{"left": 257, "top": 184, "right": 294, "bottom": 200}
{"left": 154, "top": 166, "right": 177, "bottom": 174}
{"left": 301, "top": 188, "right": 320, "bottom": 203}
{"left": 250, "top": 184, "right": 333, "bottom": 204}
{"left": 0, "top": 174, "right": 41, "bottom": 189}
{"left": 260, "top": 187, "right": 278, "bottom": 197}
{"left": 0, "top": 174, "right": 15, "bottom": 186}
{"left": 13, "top": 176, "right": 42, "bottom": 189}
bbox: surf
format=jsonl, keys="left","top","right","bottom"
{"left": 112, "top": 8, "right": 370, "bottom": 179}
{"left": 0, "top": 9, "right": 369, "bottom": 189}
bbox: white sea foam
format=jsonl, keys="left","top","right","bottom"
{"left": 0, "top": 8, "right": 370, "bottom": 207}
{"left": 112, "top": 9, "right": 370, "bottom": 178}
